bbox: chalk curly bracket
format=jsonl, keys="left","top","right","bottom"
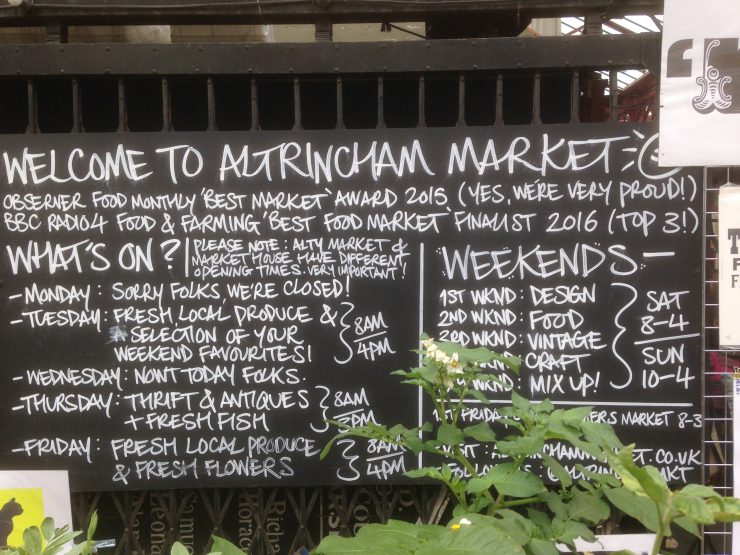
{"left": 610, "top": 282, "right": 637, "bottom": 390}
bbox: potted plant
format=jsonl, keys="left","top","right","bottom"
{"left": 315, "top": 337, "right": 740, "bottom": 555}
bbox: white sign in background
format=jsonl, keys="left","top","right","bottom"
{"left": 718, "top": 185, "right": 740, "bottom": 552}
{"left": 0, "top": 470, "right": 72, "bottom": 531}
{"left": 718, "top": 185, "right": 740, "bottom": 347}
{"left": 660, "top": 0, "right": 740, "bottom": 167}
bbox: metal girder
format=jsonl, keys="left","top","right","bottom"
{"left": 0, "top": 33, "right": 659, "bottom": 76}
{"left": 0, "top": 0, "right": 663, "bottom": 26}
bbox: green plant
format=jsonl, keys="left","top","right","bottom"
{"left": 606, "top": 445, "right": 740, "bottom": 555}
{"left": 316, "top": 337, "right": 740, "bottom": 555}
{"left": 171, "top": 536, "right": 258, "bottom": 555}
{"left": 0, "top": 512, "right": 97, "bottom": 555}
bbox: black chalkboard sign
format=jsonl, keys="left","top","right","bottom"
{"left": 0, "top": 123, "right": 703, "bottom": 491}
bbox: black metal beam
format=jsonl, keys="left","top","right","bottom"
{"left": 0, "top": 0, "right": 663, "bottom": 26}
{"left": 0, "top": 33, "right": 659, "bottom": 76}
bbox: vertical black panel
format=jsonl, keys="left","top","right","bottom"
{"left": 0, "top": 78, "right": 28, "bottom": 133}
{"left": 540, "top": 72, "right": 572, "bottom": 124}
{"left": 463, "top": 74, "right": 496, "bottom": 126}
{"left": 170, "top": 77, "right": 209, "bottom": 132}
{"left": 300, "top": 79, "right": 337, "bottom": 130}
{"left": 80, "top": 78, "right": 119, "bottom": 132}
{"left": 502, "top": 73, "right": 533, "bottom": 125}
{"left": 37, "top": 78, "right": 73, "bottom": 133}
{"left": 257, "top": 78, "right": 294, "bottom": 130}
{"left": 213, "top": 77, "right": 252, "bottom": 131}
{"left": 125, "top": 77, "right": 164, "bottom": 132}
{"left": 383, "top": 76, "right": 418, "bottom": 128}
{"left": 424, "top": 74, "right": 458, "bottom": 127}
{"left": 342, "top": 78, "right": 377, "bottom": 129}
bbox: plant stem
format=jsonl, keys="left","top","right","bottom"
{"left": 499, "top": 497, "right": 540, "bottom": 509}
{"left": 650, "top": 509, "right": 668, "bottom": 555}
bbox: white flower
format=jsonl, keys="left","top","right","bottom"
{"left": 459, "top": 518, "right": 472, "bottom": 526}
{"left": 446, "top": 352, "right": 463, "bottom": 375}
{"left": 434, "top": 349, "right": 451, "bottom": 364}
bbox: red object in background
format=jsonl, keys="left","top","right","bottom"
{"left": 617, "top": 72, "right": 657, "bottom": 122}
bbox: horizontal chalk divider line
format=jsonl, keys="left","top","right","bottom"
{"left": 632, "top": 333, "right": 701, "bottom": 345}
{"left": 447, "top": 399, "right": 694, "bottom": 407}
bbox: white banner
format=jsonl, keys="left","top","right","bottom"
{"left": 660, "top": 0, "right": 740, "bottom": 166}
{"left": 0, "top": 470, "right": 72, "bottom": 548}
{"left": 718, "top": 185, "right": 740, "bottom": 347}
{"left": 735, "top": 376, "right": 740, "bottom": 555}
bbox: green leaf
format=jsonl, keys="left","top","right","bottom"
{"left": 86, "top": 511, "right": 98, "bottom": 546}
{"left": 469, "top": 389, "right": 492, "bottom": 405}
{"left": 609, "top": 447, "right": 669, "bottom": 503}
{"left": 555, "top": 520, "right": 595, "bottom": 545}
{"left": 417, "top": 519, "right": 526, "bottom": 555}
{"left": 708, "top": 496, "right": 740, "bottom": 521}
{"left": 580, "top": 421, "right": 623, "bottom": 450}
{"left": 526, "top": 509, "right": 552, "bottom": 536}
{"left": 534, "top": 399, "right": 555, "bottom": 414}
{"left": 576, "top": 465, "right": 621, "bottom": 488}
{"left": 315, "top": 534, "right": 393, "bottom": 555}
{"left": 510, "top": 391, "right": 531, "bottom": 413}
{"left": 561, "top": 406, "right": 593, "bottom": 426}
{"left": 497, "top": 417, "right": 526, "bottom": 433}
{"left": 488, "top": 464, "right": 545, "bottom": 498}
{"left": 358, "top": 521, "right": 431, "bottom": 551}
{"left": 527, "top": 538, "right": 559, "bottom": 555}
{"left": 496, "top": 509, "right": 538, "bottom": 537}
{"left": 211, "top": 536, "right": 247, "bottom": 555}
{"left": 538, "top": 492, "right": 568, "bottom": 521}
{"left": 468, "top": 464, "right": 545, "bottom": 498}
{"left": 171, "top": 542, "right": 190, "bottom": 555}
{"left": 673, "top": 494, "right": 714, "bottom": 525}
{"left": 417, "top": 362, "right": 441, "bottom": 383}
{"left": 680, "top": 484, "right": 721, "bottom": 499}
{"left": 405, "top": 467, "right": 443, "bottom": 480}
{"left": 22, "top": 529, "right": 42, "bottom": 555}
{"left": 673, "top": 516, "right": 701, "bottom": 538}
{"left": 42, "top": 530, "right": 81, "bottom": 555}
{"left": 497, "top": 434, "right": 545, "bottom": 458}
{"left": 404, "top": 435, "right": 424, "bottom": 456}
{"left": 437, "top": 423, "right": 464, "bottom": 445}
{"left": 567, "top": 491, "right": 610, "bottom": 525}
{"left": 541, "top": 454, "right": 572, "bottom": 488}
{"left": 40, "top": 520, "right": 54, "bottom": 543}
{"left": 604, "top": 487, "right": 659, "bottom": 532}
{"left": 464, "top": 422, "right": 497, "bottom": 442}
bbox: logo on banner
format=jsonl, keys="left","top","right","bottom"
{"left": 667, "top": 37, "right": 740, "bottom": 114}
